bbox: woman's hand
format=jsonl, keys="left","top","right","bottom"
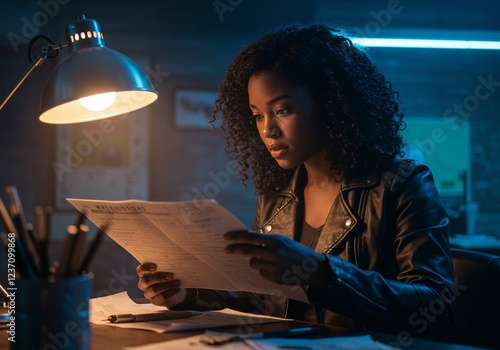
{"left": 136, "top": 263, "right": 195, "bottom": 307}
{"left": 224, "top": 230, "right": 331, "bottom": 290}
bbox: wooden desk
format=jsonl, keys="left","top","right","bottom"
{"left": 1, "top": 320, "right": 487, "bottom": 349}
{"left": 88, "top": 323, "right": 492, "bottom": 349}
{"left": 89, "top": 320, "right": 313, "bottom": 348}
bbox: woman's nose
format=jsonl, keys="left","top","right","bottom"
{"left": 262, "top": 117, "right": 281, "bottom": 138}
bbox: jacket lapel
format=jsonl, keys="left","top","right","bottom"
{"left": 259, "top": 166, "right": 380, "bottom": 253}
{"left": 317, "top": 172, "right": 379, "bottom": 253}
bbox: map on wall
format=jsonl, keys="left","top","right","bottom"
{"left": 403, "top": 117, "right": 470, "bottom": 197}
{"left": 53, "top": 109, "right": 150, "bottom": 210}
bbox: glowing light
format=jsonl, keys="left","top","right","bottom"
{"left": 79, "top": 92, "right": 116, "bottom": 111}
{"left": 351, "top": 38, "right": 500, "bottom": 50}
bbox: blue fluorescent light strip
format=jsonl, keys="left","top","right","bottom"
{"left": 352, "top": 38, "right": 500, "bottom": 50}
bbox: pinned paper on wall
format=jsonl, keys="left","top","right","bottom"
{"left": 403, "top": 117, "right": 470, "bottom": 197}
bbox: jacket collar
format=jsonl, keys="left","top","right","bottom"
{"left": 270, "top": 165, "right": 380, "bottom": 253}
{"left": 273, "top": 165, "right": 380, "bottom": 197}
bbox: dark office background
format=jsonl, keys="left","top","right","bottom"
{"left": 1, "top": 0, "right": 499, "bottom": 297}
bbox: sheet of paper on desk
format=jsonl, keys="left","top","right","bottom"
{"left": 67, "top": 198, "right": 308, "bottom": 303}
{"left": 246, "top": 335, "right": 397, "bottom": 350}
{"left": 90, "top": 292, "right": 289, "bottom": 333}
{"left": 124, "top": 330, "right": 397, "bottom": 350}
{"left": 89, "top": 291, "right": 172, "bottom": 325}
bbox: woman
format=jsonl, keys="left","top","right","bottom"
{"left": 137, "top": 24, "right": 455, "bottom": 340}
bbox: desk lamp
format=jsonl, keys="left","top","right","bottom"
{"left": 0, "top": 14, "right": 158, "bottom": 124}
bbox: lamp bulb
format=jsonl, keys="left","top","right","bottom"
{"left": 79, "top": 92, "right": 116, "bottom": 111}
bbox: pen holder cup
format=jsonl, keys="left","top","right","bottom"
{"left": 11, "top": 275, "right": 92, "bottom": 350}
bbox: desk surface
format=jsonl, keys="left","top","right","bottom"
{"left": 1, "top": 321, "right": 488, "bottom": 350}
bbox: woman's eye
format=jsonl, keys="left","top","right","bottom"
{"left": 253, "top": 114, "right": 263, "bottom": 121}
{"left": 276, "top": 108, "right": 289, "bottom": 115}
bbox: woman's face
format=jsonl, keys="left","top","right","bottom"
{"left": 248, "top": 72, "right": 326, "bottom": 169}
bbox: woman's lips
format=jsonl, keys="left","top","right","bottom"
{"left": 268, "top": 145, "right": 289, "bottom": 158}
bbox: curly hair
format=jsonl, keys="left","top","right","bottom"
{"left": 212, "top": 23, "right": 406, "bottom": 194}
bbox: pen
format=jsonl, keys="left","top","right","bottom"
{"left": 0, "top": 198, "right": 35, "bottom": 278}
{"left": 44, "top": 205, "right": 53, "bottom": 246}
{"left": 44, "top": 205, "right": 53, "bottom": 271}
{"left": 6, "top": 186, "right": 41, "bottom": 276}
{"left": 69, "top": 224, "right": 88, "bottom": 276}
{"left": 75, "top": 211, "right": 86, "bottom": 229}
{"left": 78, "top": 224, "right": 108, "bottom": 274}
{"left": 34, "top": 205, "right": 50, "bottom": 276}
{"left": 107, "top": 310, "right": 197, "bottom": 323}
{"left": 0, "top": 198, "right": 17, "bottom": 234}
{"left": 27, "top": 223, "right": 44, "bottom": 268}
{"left": 0, "top": 232, "right": 7, "bottom": 248}
{"left": 56, "top": 225, "right": 79, "bottom": 278}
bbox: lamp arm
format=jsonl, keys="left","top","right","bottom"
{"left": 0, "top": 45, "right": 54, "bottom": 111}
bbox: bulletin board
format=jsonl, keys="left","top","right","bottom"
{"left": 403, "top": 117, "right": 470, "bottom": 197}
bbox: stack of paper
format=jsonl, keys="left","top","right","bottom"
{"left": 90, "top": 292, "right": 289, "bottom": 333}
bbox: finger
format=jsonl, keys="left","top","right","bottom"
{"left": 146, "top": 285, "right": 182, "bottom": 305}
{"left": 225, "top": 243, "right": 278, "bottom": 261}
{"left": 249, "top": 257, "right": 278, "bottom": 271}
{"left": 137, "top": 272, "right": 175, "bottom": 290}
{"left": 149, "top": 288, "right": 187, "bottom": 308}
{"left": 149, "top": 292, "right": 177, "bottom": 307}
{"left": 259, "top": 269, "right": 281, "bottom": 284}
{"left": 136, "top": 263, "right": 157, "bottom": 277}
{"left": 140, "top": 279, "right": 181, "bottom": 301}
{"left": 224, "top": 230, "right": 276, "bottom": 246}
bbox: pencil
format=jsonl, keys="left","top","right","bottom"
{"left": 27, "top": 223, "right": 44, "bottom": 267}
{"left": 0, "top": 232, "right": 7, "bottom": 248}
{"left": 6, "top": 186, "right": 40, "bottom": 276}
{"left": 44, "top": 205, "right": 53, "bottom": 264}
{"left": 69, "top": 224, "right": 88, "bottom": 276}
{"left": 0, "top": 198, "right": 17, "bottom": 234}
{"left": 34, "top": 205, "right": 50, "bottom": 276}
{"left": 79, "top": 224, "right": 108, "bottom": 274}
{"left": 56, "top": 225, "right": 79, "bottom": 278}
{"left": 34, "top": 206, "right": 46, "bottom": 246}
{"left": 0, "top": 198, "right": 35, "bottom": 278}
{"left": 75, "top": 211, "right": 86, "bottom": 228}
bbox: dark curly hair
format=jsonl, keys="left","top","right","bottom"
{"left": 212, "top": 23, "right": 406, "bottom": 194}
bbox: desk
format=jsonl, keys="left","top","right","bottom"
{"left": 1, "top": 321, "right": 487, "bottom": 349}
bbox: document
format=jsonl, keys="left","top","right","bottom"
{"left": 124, "top": 330, "right": 397, "bottom": 349}
{"left": 67, "top": 198, "right": 308, "bottom": 302}
{"left": 90, "top": 291, "right": 288, "bottom": 333}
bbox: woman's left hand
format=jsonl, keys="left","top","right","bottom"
{"left": 224, "top": 230, "right": 331, "bottom": 290}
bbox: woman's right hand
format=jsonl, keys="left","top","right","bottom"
{"left": 136, "top": 263, "right": 195, "bottom": 308}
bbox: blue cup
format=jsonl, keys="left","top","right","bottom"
{"left": 12, "top": 275, "right": 91, "bottom": 350}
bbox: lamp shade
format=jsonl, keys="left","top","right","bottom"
{"left": 39, "top": 15, "right": 157, "bottom": 124}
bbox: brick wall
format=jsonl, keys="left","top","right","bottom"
{"left": 0, "top": 1, "right": 499, "bottom": 297}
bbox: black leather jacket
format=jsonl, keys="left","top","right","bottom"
{"left": 175, "top": 159, "right": 456, "bottom": 340}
